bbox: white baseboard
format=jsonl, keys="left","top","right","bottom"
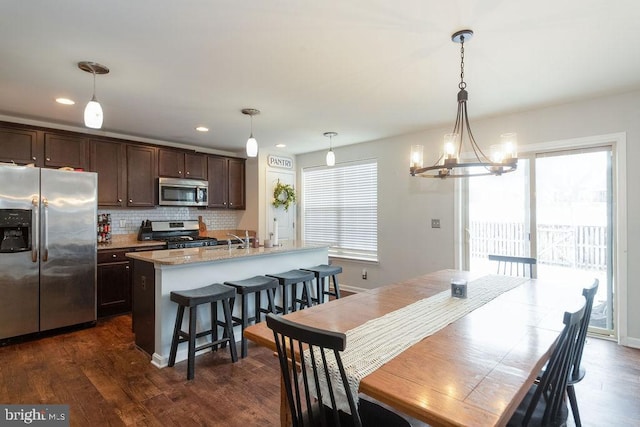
{"left": 620, "top": 336, "right": 640, "bottom": 349}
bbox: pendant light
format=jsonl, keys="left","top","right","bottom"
{"left": 409, "top": 30, "right": 517, "bottom": 178}
{"left": 324, "top": 132, "right": 337, "bottom": 166}
{"left": 241, "top": 108, "right": 260, "bottom": 157}
{"left": 78, "top": 61, "right": 109, "bottom": 129}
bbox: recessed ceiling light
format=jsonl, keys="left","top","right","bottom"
{"left": 275, "top": 143, "right": 286, "bottom": 148}
{"left": 56, "top": 97, "right": 75, "bottom": 105}
{"left": 195, "top": 126, "right": 209, "bottom": 132}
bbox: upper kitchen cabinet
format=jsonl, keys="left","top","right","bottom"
{"left": 127, "top": 145, "right": 157, "bottom": 207}
{"left": 227, "top": 158, "right": 245, "bottom": 209}
{"left": 158, "top": 148, "right": 207, "bottom": 180}
{"left": 43, "top": 132, "right": 88, "bottom": 169}
{"left": 0, "top": 124, "right": 42, "bottom": 165}
{"left": 207, "top": 156, "right": 245, "bottom": 209}
{"left": 89, "top": 139, "right": 126, "bottom": 207}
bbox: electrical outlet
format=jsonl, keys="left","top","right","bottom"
{"left": 362, "top": 269, "right": 367, "bottom": 280}
{"left": 119, "top": 219, "right": 126, "bottom": 228}
{"left": 431, "top": 219, "right": 441, "bottom": 228}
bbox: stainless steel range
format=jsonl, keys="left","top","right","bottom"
{"left": 142, "top": 220, "right": 218, "bottom": 249}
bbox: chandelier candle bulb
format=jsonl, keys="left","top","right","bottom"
{"left": 501, "top": 133, "right": 518, "bottom": 160}
{"left": 443, "top": 133, "right": 458, "bottom": 161}
{"left": 410, "top": 145, "right": 424, "bottom": 171}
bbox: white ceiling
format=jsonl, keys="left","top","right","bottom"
{"left": 1, "top": 1, "right": 640, "bottom": 155}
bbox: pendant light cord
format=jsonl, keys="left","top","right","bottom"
{"left": 92, "top": 69, "right": 97, "bottom": 99}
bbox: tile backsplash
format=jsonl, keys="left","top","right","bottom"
{"left": 101, "top": 207, "right": 240, "bottom": 235}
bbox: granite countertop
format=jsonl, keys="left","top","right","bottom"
{"left": 97, "top": 230, "right": 257, "bottom": 251}
{"left": 98, "top": 234, "right": 165, "bottom": 250}
{"left": 125, "top": 241, "right": 329, "bottom": 266}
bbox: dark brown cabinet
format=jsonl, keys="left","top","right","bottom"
{"left": 0, "top": 121, "right": 249, "bottom": 212}
{"left": 132, "top": 259, "right": 156, "bottom": 355}
{"left": 97, "top": 250, "right": 131, "bottom": 318}
{"left": 158, "top": 148, "right": 207, "bottom": 180}
{"left": 90, "top": 139, "right": 126, "bottom": 207}
{"left": 0, "top": 126, "right": 41, "bottom": 165}
{"left": 207, "top": 156, "right": 245, "bottom": 209}
{"left": 126, "top": 145, "right": 157, "bottom": 207}
{"left": 228, "top": 158, "right": 245, "bottom": 209}
{"left": 43, "top": 132, "right": 88, "bottom": 169}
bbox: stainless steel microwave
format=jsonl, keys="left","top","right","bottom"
{"left": 158, "top": 177, "right": 208, "bottom": 207}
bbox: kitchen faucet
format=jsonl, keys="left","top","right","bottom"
{"left": 227, "top": 232, "right": 250, "bottom": 249}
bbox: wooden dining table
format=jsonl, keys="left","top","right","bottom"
{"left": 243, "top": 269, "right": 585, "bottom": 427}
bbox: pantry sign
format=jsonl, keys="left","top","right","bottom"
{"left": 267, "top": 155, "right": 293, "bottom": 169}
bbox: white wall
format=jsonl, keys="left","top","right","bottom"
{"left": 295, "top": 89, "right": 640, "bottom": 345}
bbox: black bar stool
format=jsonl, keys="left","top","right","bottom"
{"left": 267, "top": 270, "right": 315, "bottom": 314}
{"left": 302, "top": 264, "right": 343, "bottom": 304}
{"left": 168, "top": 283, "right": 238, "bottom": 380}
{"left": 223, "top": 275, "right": 279, "bottom": 358}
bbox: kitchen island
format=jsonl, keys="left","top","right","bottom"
{"left": 126, "top": 242, "right": 329, "bottom": 368}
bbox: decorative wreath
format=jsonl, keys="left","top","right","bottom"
{"left": 272, "top": 180, "right": 296, "bottom": 211}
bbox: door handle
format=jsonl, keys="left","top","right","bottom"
{"left": 42, "top": 197, "right": 49, "bottom": 262}
{"left": 31, "top": 197, "right": 38, "bottom": 262}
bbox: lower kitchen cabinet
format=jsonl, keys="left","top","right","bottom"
{"left": 97, "top": 249, "right": 131, "bottom": 318}
{"left": 97, "top": 245, "right": 164, "bottom": 319}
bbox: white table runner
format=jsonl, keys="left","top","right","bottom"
{"left": 304, "top": 274, "right": 528, "bottom": 413}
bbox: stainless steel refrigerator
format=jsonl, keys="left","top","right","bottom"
{"left": 0, "top": 165, "right": 97, "bottom": 340}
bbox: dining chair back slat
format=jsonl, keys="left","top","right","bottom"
{"left": 266, "top": 313, "right": 411, "bottom": 427}
{"left": 572, "top": 279, "right": 599, "bottom": 380}
{"left": 566, "top": 279, "right": 599, "bottom": 427}
{"left": 268, "top": 313, "right": 360, "bottom": 427}
{"left": 509, "top": 302, "right": 586, "bottom": 426}
{"left": 488, "top": 254, "right": 537, "bottom": 278}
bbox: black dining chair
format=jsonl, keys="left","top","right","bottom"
{"left": 565, "top": 279, "right": 599, "bottom": 427}
{"left": 488, "top": 254, "right": 537, "bottom": 278}
{"left": 508, "top": 301, "right": 586, "bottom": 426}
{"left": 265, "top": 313, "right": 412, "bottom": 427}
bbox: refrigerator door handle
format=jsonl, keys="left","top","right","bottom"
{"left": 42, "top": 197, "right": 49, "bottom": 262}
{"left": 31, "top": 196, "right": 39, "bottom": 262}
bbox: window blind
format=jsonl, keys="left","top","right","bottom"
{"left": 303, "top": 160, "right": 378, "bottom": 261}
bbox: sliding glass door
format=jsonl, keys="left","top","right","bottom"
{"left": 467, "top": 147, "right": 614, "bottom": 335}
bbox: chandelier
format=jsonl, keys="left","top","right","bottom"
{"left": 410, "top": 30, "right": 518, "bottom": 178}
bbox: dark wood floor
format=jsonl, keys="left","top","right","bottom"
{"left": 0, "top": 315, "right": 638, "bottom": 426}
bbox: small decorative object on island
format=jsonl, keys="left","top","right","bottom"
{"left": 272, "top": 218, "right": 279, "bottom": 246}
{"left": 451, "top": 279, "right": 468, "bottom": 298}
{"left": 272, "top": 179, "right": 296, "bottom": 211}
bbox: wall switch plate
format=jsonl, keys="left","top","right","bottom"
{"left": 431, "top": 219, "right": 441, "bottom": 228}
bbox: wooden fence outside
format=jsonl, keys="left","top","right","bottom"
{"left": 470, "top": 222, "right": 607, "bottom": 271}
